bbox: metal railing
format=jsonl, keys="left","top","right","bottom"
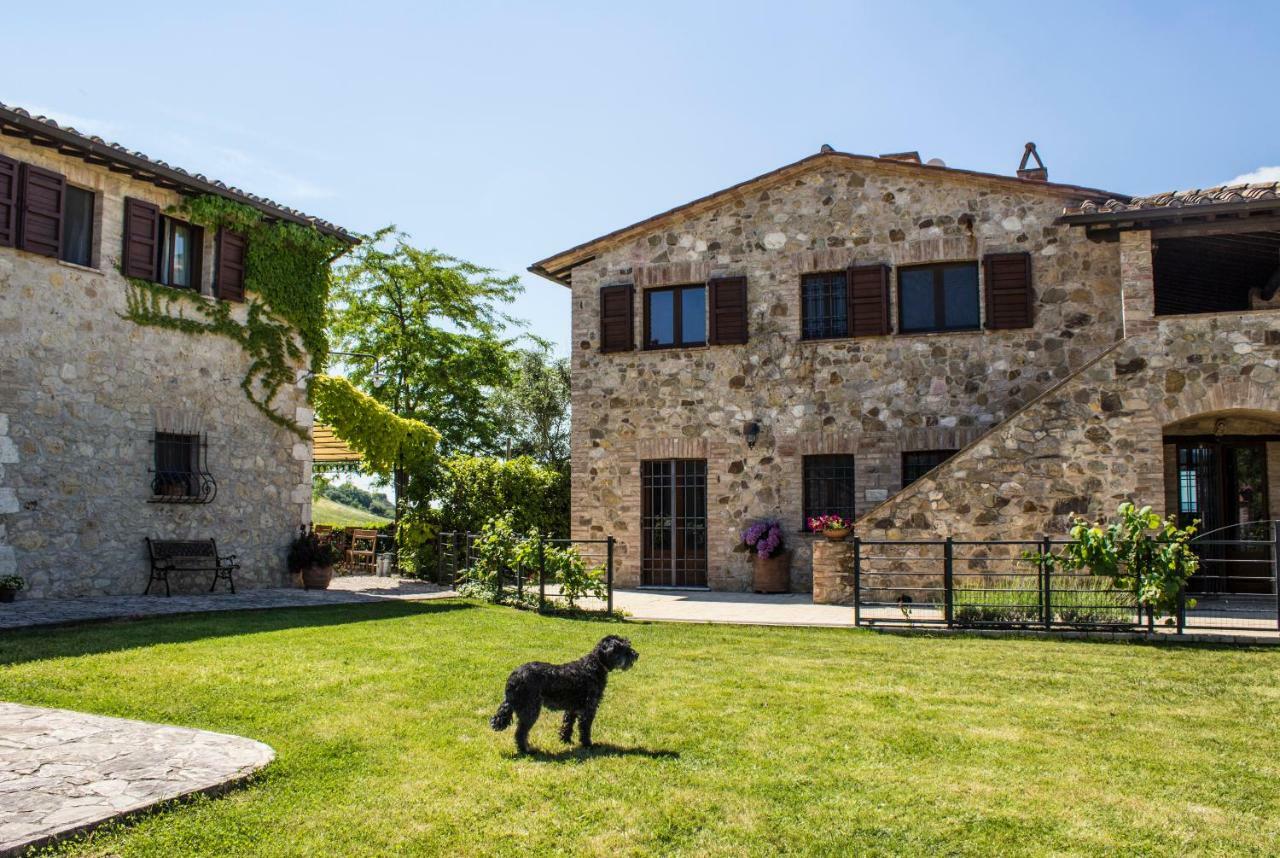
{"left": 436, "top": 532, "right": 616, "bottom": 614}
{"left": 851, "top": 522, "right": 1280, "bottom": 634}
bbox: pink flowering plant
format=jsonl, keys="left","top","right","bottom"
{"left": 741, "top": 518, "right": 786, "bottom": 559}
{"left": 807, "top": 514, "right": 851, "bottom": 533}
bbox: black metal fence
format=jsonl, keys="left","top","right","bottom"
{"left": 436, "top": 532, "right": 616, "bottom": 614}
{"left": 851, "top": 522, "right": 1280, "bottom": 634}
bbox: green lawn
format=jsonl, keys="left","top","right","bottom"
{"left": 310, "top": 495, "right": 391, "bottom": 527}
{"left": 2, "top": 603, "right": 1278, "bottom": 856}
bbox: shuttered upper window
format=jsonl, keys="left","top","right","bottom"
{"left": 61, "top": 185, "right": 95, "bottom": 267}
{"left": 599, "top": 284, "right": 634, "bottom": 353}
{"left": 898, "top": 262, "right": 980, "bottom": 334}
{"left": 983, "top": 252, "right": 1033, "bottom": 329}
{"left": 18, "top": 164, "right": 65, "bottom": 258}
{"left": 645, "top": 284, "right": 705, "bottom": 349}
{"left": 216, "top": 228, "right": 248, "bottom": 301}
{"left": 801, "top": 265, "right": 891, "bottom": 340}
{"left": 708, "top": 276, "right": 748, "bottom": 345}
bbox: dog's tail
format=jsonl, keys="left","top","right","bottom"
{"left": 490, "top": 700, "right": 514, "bottom": 731}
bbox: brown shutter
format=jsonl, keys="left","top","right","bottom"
{"left": 708, "top": 276, "right": 748, "bottom": 345}
{"left": 984, "top": 252, "right": 1033, "bottom": 329}
{"left": 0, "top": 155, "right": 17, "bottom": 248}
{"left": 216, "top": 228, "right": 247, "bottom": 301}
{"left": 18, "top": 164, "right": 65, "bottom": 258}
{"left": 848, "top": 264, "right": 891, "bottom": 336}
{"left": 599, "top": 284, "right": 634, "bottom": 352}
{"left": 123, "top": 198, "right": 160, "bottom": 280}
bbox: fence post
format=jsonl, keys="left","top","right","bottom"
{"left": 538, "top": 533, "right": 546, "bottom": 613}
{"left": 435, "top": 534, "right": 444, "bottom": 585}
{"left": 943, "top": 536, "right": 954, "bottom": 627}
{"left": 1040, "top": 536, "right": 1052, "bottom": 630}
{"left": 1176, "top": 586, "right": 1186, "bottom": 635}
{"left": 606, "top": 536, "right": 615, "bottom": 615}
{"left": 852, "top": 536, "right": 862, "bottom": 627}
{"left": 1273, "top": 520, "right": 1280, "bottom": 632}
{"left": 516, "top": 537, "right": 525, "bottom": 602}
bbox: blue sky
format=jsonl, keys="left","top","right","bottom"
{"left": 10, "top": 1, "right": 1278, "bottom": 355}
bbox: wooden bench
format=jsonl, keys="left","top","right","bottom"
{"left": 145, "top": 538, "right": 239, "bottom": 596}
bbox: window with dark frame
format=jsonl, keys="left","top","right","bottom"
{"left": 802, "top": 454, "right": 857, "bottom": 528}
{"left": 898, "top": 262, "right": 980, "bottom": 333}
{"left": 645, "top": 284, "right": 706, "bottom": 349}
{"left": 153, "top": 433, "right": 201, "bottom": 498}
{"left": 60, "top": 185, "right": 94, "bottom": 267}
{"left": 902, "top": 449, "right": 958, "bottom": 488}
{"left": 159, "top": 217, "right": 199, "bottom": 289}
{"left": 801, "top": 271, "right": 849, "bottom": 339}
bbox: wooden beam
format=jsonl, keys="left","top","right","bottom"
{"left": 1149, "top": 213, "right": 1280, "bottom": 239}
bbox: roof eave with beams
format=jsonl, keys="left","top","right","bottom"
{"left": 0, "top": 102, "right": 358, "bottom": 244}
{"left": 530, "top": 149, "right": 1128, "bottom": 287}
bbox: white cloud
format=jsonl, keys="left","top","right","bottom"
{"left": 24, "top": 105, "right": 120, "bottom": 139}
{"left": 1227, "top": 166, "right": 1280, "bottom": 186}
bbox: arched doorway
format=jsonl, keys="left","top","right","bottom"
{"left": 1164, "top": 410, "right": 1279, "bottom": 594}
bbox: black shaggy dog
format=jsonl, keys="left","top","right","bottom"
{"left": 490, "top": 635, "right": 639, "bottom": 754}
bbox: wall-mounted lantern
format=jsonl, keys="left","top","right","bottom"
{"left": 744, "top": 420, "right": 761, "bottom": 448}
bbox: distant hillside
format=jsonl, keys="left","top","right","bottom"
{"left": 313, "top": 496, "right": 392, "bottom": 528}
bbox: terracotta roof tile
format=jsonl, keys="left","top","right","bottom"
{"left": 1066, "top": 182, "right": 1280, "bottom": 216}
{"left": 0, "top": 102, "right": 356, "bottom": 242}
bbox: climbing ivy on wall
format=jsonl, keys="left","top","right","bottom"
{"left": 312, "top": 375, "right": 439, "bottom": 474}
{"left": 121, "top": 195, "right": 347, "bottom": 438}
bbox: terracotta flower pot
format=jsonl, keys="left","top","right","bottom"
{"left": 752, "top": 550, "right": 791, "bottom": 594}
{"left": 303, "top": 564, "right": 334, "bottom": 590}
{"left": 822, "top": 528, "right": 850, "bottom": 541}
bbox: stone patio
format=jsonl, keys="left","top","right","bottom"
{"left": 0, "top": 576, "right": 451, "bottom": 631}
{"left": 0, "top": 702, "right": 274, "bottom": 856}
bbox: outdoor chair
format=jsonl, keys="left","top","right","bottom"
{"left": 346, "top": 528, "right": 378, "bottom": 575}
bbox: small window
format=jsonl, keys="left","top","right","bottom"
{"left": 151, "top": 432, "right": 215, "bottom": 503}
{"left": 898, "top": 262, "right": 980, "bottom": 333}
{"left": 159, "top": 217, "right": 200, "bottom": 289}
{"left": 902, "top": 449, "right": 958, "bottom": 488}
{"left": 60, "top": 185, "right": 94, "bottom": 267}
{"left": 645, "top": 285, "right": 706, "bottom": 348}
{"left": 801, "top": 271, "right": 848, "bottom": 339}
{"left": 802, "top": 454, "right": 857, "bottom": 527}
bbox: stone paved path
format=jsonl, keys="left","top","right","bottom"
{"left": 0, "top": 702, "right": 274, "bottom": 856}
{"left": 0, "top": 576, "right": 451, "bottom": 631}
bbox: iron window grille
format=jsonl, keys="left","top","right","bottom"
{"left": 640, "top": 459, "right": 708, "bottom": 587}
{"left": 801, "top": 271, "right": 849, "bottom": 340}
{"left": 802, "top": 454, "right": 857, "bottom": 527}
{"left": 150, "top": 432, "right": 216, "bottom": 504}
{"left": 902, "top": 449, "right": 959, "bottom": 488}
{"left": 897, "top": 262, "right": 980, "bottom": 334}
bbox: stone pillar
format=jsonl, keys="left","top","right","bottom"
{"left": 1119, "top": 231, "right": 1156, "bottom": 338}
{"left": 812, "top": 539, "right": 856, "bottom": 605}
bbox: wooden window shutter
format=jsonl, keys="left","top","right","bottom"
{"left": 984, "top": 252, "right": 1033, "bottom": 329}
{"left": 122, "top": 198, "right": 160, "bottom": 280}
{"left": 708, "top": 276, "right": 748, "bottom": 345}
{"left": 847, "top": 264, "right": 891, "bottom": 336}
{"left": 599, "top": 284, "right": 634, "bottom": 352}
{"left": 0, "top": 155, "right": 18, "bottom": 248}
{"left": 216, "top": 228, "right": 248, "bottom": 301}
{"left": 18, "top": 164, "right": 65, "bottom": 258}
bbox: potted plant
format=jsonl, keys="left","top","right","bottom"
{"left": 741, "top": 519, "right": 790, "bottom": 593}
{"left": 288, "top": 528, "right": 339, "bottom": 590}
{"left": 808, "top": 514, "right": 852, "bottom": 541}
{"left": 0, "top": 575, "right": 24, "bottom": 603}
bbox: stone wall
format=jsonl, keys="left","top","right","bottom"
{"left": 0, "top": 137, "right": 312, "bottom": 598}
{"left": 857, "top": 310, "right": 1280, "bottom": 545}
{"left": 568, "top": 159, "right": 1124, "bottom": 590}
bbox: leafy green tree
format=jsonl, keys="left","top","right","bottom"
{"left": 328, "top": 227, "right": 524, "bottom": 521}
{"left": 490, "top": 345, "right": 571, "bottom": 470}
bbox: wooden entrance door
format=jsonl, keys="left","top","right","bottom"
{"left": 1176, "top": 438, "right": 1272, "bottom": 593}
{"left": 641, "top": 459, "right": 708, "bottom": 587}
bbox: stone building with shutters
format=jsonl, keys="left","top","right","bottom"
{"left": 0, "top": 103, "right": 356, "bottom": 598}
{"left": 531, "top": 145, "right": 1280, "bottom": 594}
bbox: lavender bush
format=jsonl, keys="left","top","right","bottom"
{"left": 741, "top": 519, "right": 786, "bottom": 559}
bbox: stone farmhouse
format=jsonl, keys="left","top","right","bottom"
{"left": 532, "top": 145, "right": 1280, "bottom": 593}
{"left": 0, "top": 104, "right": 355, "bottom": 598}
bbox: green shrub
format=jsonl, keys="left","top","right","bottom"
{"left": 436, "top": 455, "right": 568, "bottom": 538}
{"left": 954, "top": 575, "right": 1137, "bottom": 626}
{"left": 455, "top": 515, "right": 606, "bottom": 609}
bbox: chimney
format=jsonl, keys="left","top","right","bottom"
{"left": 879, "top": 151, "right": 921, "bottom": 164}
{"left": 1017, "top": 142, "right": 1048, "bottom": 181}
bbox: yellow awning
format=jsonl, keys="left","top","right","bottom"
{"left": 313, "top": 423, "right": 361, "bottom": 464}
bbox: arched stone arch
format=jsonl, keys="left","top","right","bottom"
{"left": 1155, "top": 377, "right": 1280, "bottom": 427}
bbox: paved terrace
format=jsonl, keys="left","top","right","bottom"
{"left": 0, "top": 703, "right": 274, "bottom": 857}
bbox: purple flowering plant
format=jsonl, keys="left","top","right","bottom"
{"left": 741, "top": 518, "right": 786, "bottom": 559}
